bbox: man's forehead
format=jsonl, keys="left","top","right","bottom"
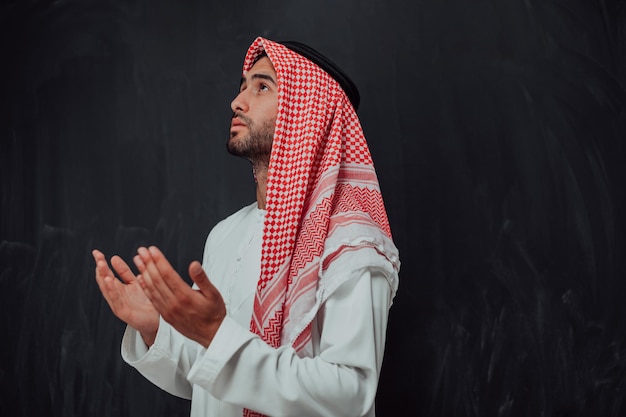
{"left": 249, "top": 56, "right": 275, "bottom": 72}
{"left": 241, "top": 56, "right": 277, "bottom": 84}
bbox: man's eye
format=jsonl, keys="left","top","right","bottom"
{"left": 260, "top": 84, "right": 269, "bottom": 91}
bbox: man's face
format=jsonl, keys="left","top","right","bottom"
{"left": 227, "top": 56, "right": 278, "bottom": 164}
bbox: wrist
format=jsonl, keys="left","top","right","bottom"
{"left": 138, "top": 319, "right": 159, "bottom": 347}
{"left": 140, "top": 330, "right": 156, "bottom": 347}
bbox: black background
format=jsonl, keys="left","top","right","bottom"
{"left": 2, "top": 1, "right": 626, "bottom": 416}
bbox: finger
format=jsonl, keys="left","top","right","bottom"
{"left": 93, "top": 250, "right": 115, "bottom": 287}
{"left": 133, "top": 254, "right": 166, "bottom": 307}
{"left": 93, "top": 251, "right": 131, "bottom": 288}
{"left": 188, "top": 261, "right": 226, "bottom": 328}
{"left": 93, "top": 249, "right": 109, "bottom": 277}
{"left": 132, "top": 254, "right": 146, "bottom": 275}
{"left": 94, "top": 257, "right": 109, "bottom": 279}
{"left": 135, "top": 247, "right": 174, "bottom": 307}
{"left": 146, "top": 246, "right": 188, "bottom": 295}
{"left": 95, "top": 259, "right": 112, "bottom": 288}
{"left": 135, "top": 274, "right": 155, "bottom": 303}
{"left": 96, "top": 271, "right": 124, "bottom": 313}
{"left": 92, "top": 250, "right": 116, "bottom": 303}
{"left": 101, "top": 275, "right": 123, "bottom": 305}
{"left": 93, "top": 250, "right": 143, "bottom": 322}
{"left": 110, "top": 255, "right": 137, "bottom": 284}
{"left": 92, "top": 249, "right": 105, "bottom": 263}
{"left": 188, "top": 261, "right": 216, "bottom": 295}
{"left": 95, "top": 272, "right": 115, "bottom": 305}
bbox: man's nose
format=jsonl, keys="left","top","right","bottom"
{"left": 230, "top": 90, "right": 248, "bottom": 113}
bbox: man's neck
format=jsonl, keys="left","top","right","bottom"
{"left": 253, "top": 162, "right": 268, "bottom": 210}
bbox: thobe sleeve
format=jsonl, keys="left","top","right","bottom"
{"left": 121, "top": 316, "right": 204, "bottom": 400}
{"left": 186, "top": 247, "right": 396, "bottom": 417}
{"left": 119, "top": 203, "right": 260, "bottom": 405}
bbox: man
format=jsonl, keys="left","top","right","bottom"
{"left": 93, "top": 37, "right": 400, "bottom": 417}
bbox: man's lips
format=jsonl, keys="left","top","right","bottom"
{"left": 231, "top": 117, "right": 247, "bottom": 128}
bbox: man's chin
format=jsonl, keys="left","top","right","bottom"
{"left": 226, "top": 138, "right": 247, "bottom": 157}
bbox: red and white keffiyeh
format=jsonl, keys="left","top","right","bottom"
{"left": 243, "top": 37, "right": 399, "bottom": 416}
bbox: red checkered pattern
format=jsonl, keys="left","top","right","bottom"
{"left": 242, "top": 38, "right": 396, "bottom": 417}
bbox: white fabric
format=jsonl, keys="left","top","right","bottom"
{"left": 121, "top": 202, "right": 398, "bottom": 417}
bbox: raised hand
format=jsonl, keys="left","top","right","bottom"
{"left": 93, "top": 249, "right": 160, "bottom": 346}
{"left": 133, "top": 246, "right": 226, "bottom": 348}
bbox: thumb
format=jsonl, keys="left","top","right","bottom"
{"left": 188, "top": 261, "right": 216, "bottom": 294}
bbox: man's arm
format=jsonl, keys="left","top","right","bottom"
{"left": 189, "top": 258, "right": 393, "bottom": 416}
{"left": 95, "top": 248, "right": 205, "bottom": 399}
{"left": 121, "top": 316, "right": 201, "bottom": 400}
{"left": 134, "top": 244, "right": 395, "bottom": 416}
{"left": 117, "top": 245, "right": 226, "bottom": 400}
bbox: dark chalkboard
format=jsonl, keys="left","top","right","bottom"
{"left": 1, "top": 0, "right": 625, "bottom": 416}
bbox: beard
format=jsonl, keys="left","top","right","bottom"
{"left": 227, "top": 114, "right": 275, "bottom": 165}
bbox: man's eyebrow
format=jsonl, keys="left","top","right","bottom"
{"left": 239, "top": 73, "right": 277, "bottom": 87}
{"left": 252, "top": 73, "right": 277, "bottom": 85}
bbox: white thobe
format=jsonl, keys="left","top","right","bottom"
{"left": 121, "top": 202, "right": 399, "bottom": 417}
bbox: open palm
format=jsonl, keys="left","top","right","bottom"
{"left": 93, "top": 250, "right": 160, "bottom": 342}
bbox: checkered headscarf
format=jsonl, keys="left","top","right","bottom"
{"left": 243, "top": 37, "right": 399, "bottom": 416}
